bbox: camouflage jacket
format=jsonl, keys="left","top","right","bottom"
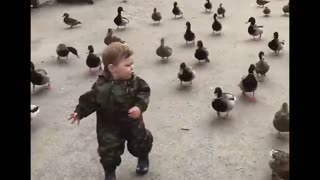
{"left": 74, "top": 72, "right": 151, "bottom": 130}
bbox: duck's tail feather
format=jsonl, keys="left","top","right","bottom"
{"left": 67, "top": 47, "right": 80, "bottom": 58}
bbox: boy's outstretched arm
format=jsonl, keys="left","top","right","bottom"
{"left": 74, "top": 84, "right": 100, "bottom": 120}
{"left": 135, "top": 78, "right": 151, "bottom": 113}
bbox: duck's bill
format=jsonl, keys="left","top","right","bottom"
{"left": 245, "top": 21, "right": 249, "bottom": 24}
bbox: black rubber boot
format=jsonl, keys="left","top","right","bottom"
{"left": 104, "top": 170, "right": 116, "bottom": 180}
{"left": 136, "top": 156, "right": 149, "bottom": 175}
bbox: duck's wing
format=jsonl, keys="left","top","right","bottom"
{"left": 67, "top": 47, "right": 80, "bottom": 58}
{"left": 65, "top": 17, "right": 81, "bottom": 25}
{"left": 35, "top": 69, "right": 48, "bottom": 76}
{"left": 121, "top": 17, "right": 130, "bottom": 24}
{"left": 178, "top": 7, "right": 184, "bottom": 15}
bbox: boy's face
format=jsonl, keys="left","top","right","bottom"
{"left": 109, "top": 56, "right": 134, "bottom": 80}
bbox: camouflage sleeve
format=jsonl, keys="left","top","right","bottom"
{"left": 135, "top": 77, "right": 151, "bottom": 113}
{"left": 74, "top": 83, "right": 100, "bottom": 119}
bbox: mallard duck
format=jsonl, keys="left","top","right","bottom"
{"left": 178, "top": 62, "right": 196, "bottom": 87}
{"left": 268, "top": 32, "right": 285, "bottom": 54}
{"left": 195, "top": 40, "right": 210, "bottom": 62}
{"left": 263, "top": 6, "right": 271, "bottom": 16}
{"left": 86, "top": 45, "right": 102, "bottom": 72}
{"left": 273, "top": 102, "right": 289, "bottom": 136}
{"left": 217, "top": 3, "right": 225, "bottom": 17}
{"left": 152, "top": 8, "right": 162, "bottom": 23}
{"left": 114, "top": 7, "right": 129, "bottom": 29}
{"left": 255, "top": 51, "right": 270, "bottom": 80}
{"left": 212, "top": 13, "right": 222, "bottom": 34}
{"left": 239, "top": 64, "right": 258, "bottom": 101}
{"left": 184, "top": 21, "right": 196, "bottom": 44}
{"left": 212, "top": 87, "right": 236, "bottom": 118}
{"left": 62, "top": 13, "right": 82, "bottom": 28}
{"left": 31, "top": 65, "right": 50, "bottom": 93}
{"left": 156, "top": 38, "right": 172, "bottom": 60}
{"left": 104, "top": 28, "right": 125, "bottom": 46}
{"left": 204, "top": 0, "right": 212, "bottom": 12}
{"left": 56, "top": 44, "right": 80, "bottom": 60}
{"left": 31, "top": 105, "right": 40, "bottom": 120}
{"left": 31, "top": 104, "right": 40, "bottom": 120}
{"left": 246, "top": 17, "right": 263, "bottom": 39}
{"left": 269, "top": 149, "right": 289, "bottom": 180}
{"left": 172, "top": 2, "right": 183, "bottom": 18}
{"left": 257, "top": 0, "right": 270, "bottom": 8}
{"left": 282, "top": 3, "right": 289, "bottom": 15}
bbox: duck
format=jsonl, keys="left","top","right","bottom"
{"left": 204, "top": 0, "right": 212, "bottom": 12}
{"left": 282, "top": 3, "right": 289, "bottom": 15}
{"left": 273, "top": 102, "right": 289, "bottom": 136}
{"left": 172, "top": 2, "right": 183, "bottom": 18}
{"left": 31, "top": 63, "right": 50, "bottom": 93}
{"left": 269, "top": 149, "right": 289, "bottom": 180}
{"left": 217, "top": 3, "right": 226, "bottom": 17}
{"left": 56, "top": 44, "right": 80, "bottom": 60}
{"left": 31, "top": 105, "right": 40, "bottom": 120}
{"left": 268, "top": 32, "right": 285, "bottom": 53}
{"left": 246, "top": 17, "right": 263, "bottom": 39}
{"left": 152, "top": 8, "right": 162, "bottom": 23}
{"left": 212, "top": 87, "right": 236, "bottom": 118}
{"left": 156, "top": 38, "right": 172, "bottom": 60}
{"left": 178, "top": 62, "right": 196, "bottom": 87}
{"left": 86, "top": 45, "right": 102, "bottom": 72}
{"left": 104, "top": 28, "right": 126, "bottom": 46}
{"left": 239, "top": 64, "right": 258, "bottom": 101}
{"left": 263, "top": 6, "right": 271, "bottom": 16}
{"left": 212, "top": 13, "right": 222, "bottom": 34}
{"left": 194, "top": 40, "right": 210, "bottom": 62}
{"left": 255, "top": 51, "right": 270, "bottom": 80}
{"left": 257, "top": 0, "right": 270, "bottom": 8}
{"left": 184, "top": 21, "right": 196, "bottom": 44}
{"left": 62, "top": 13, "right": 82, "bottom": 28}
{"left": 114, "top": 7, "right": 129, "bottom": 29}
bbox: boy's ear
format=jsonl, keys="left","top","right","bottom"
{"left": 107, "top": 64, "right": 114, "bottom": 72}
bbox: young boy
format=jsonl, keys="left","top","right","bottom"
{"left": 68, "top": 42, "right": 153, "bottom": 180}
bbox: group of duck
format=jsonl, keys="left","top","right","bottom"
{"left": 31, "top": 1, "right": 289, "bottom": 179}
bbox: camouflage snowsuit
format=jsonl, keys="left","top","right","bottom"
{"left": 74, "top": 72, "right": 153, "bottom": 171}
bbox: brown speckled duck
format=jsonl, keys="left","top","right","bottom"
{"left": 263, "top": 6, "right": 271, "bottom": 16}
{"left": 31, "top": 62, "right": 50, "bottom": 93}
{"left": 257, "top": 0, "right": 270, "bottom": 8}
{"left": 282, "top": 3, "right": 289, "bottom": 15}
{"left": 273, "top": 102, "right": 289, "bottom": 136}
{"left": 269, "top": 149, "right": 289, "bottom": 180}
{"left": 63, "top": 13, "right": 82, "bottom": 28}
{"left": 268, "top": 32, "right": 285, "bottom": 54}
{"left": 204, "top": 0, "right": 212, "bottom": 12}
{"left": 195, "top": 40, "right": 210, "bottom": 62}
{"left": 152, "top": 8, "right": 162, "bottom": 23}
{"left": 172, "top": 2, "right": 183, "bottom": 18}
{"left": 104, "top": 28, "right": 125, "bottom": 46}
{"left": 178, "top": 62, "right": 196, "bottom": 87}
{"left": 56, "top": 44, "right": 80, "bottom": 60}
{"left": 255, "top": 51, "right": 270, "bottom": 81}
{"left": 217, "top": 3, "right": 225, "bottom": 17}
{"left": 114, "top": 7, "right": 129, "bottom": 29}
{"left": 239, "top": 64, "right": 258, "bottom": 102}
{"left": 156, "top": 38, "right": 172, "bottom": 60}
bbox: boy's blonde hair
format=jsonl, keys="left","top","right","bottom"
{"left": 102, "top": 42, "right": 133, "bottom": 67}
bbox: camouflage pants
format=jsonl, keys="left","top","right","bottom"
{"left": 97, "top": 116, "right": 153, "bottom": 171}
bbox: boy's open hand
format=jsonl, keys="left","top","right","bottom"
{"left": 128, "top": 106, "right": 141, "bottom": 119}
{"left": 68, "top": 112, "right": 80, "bottom": 125}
